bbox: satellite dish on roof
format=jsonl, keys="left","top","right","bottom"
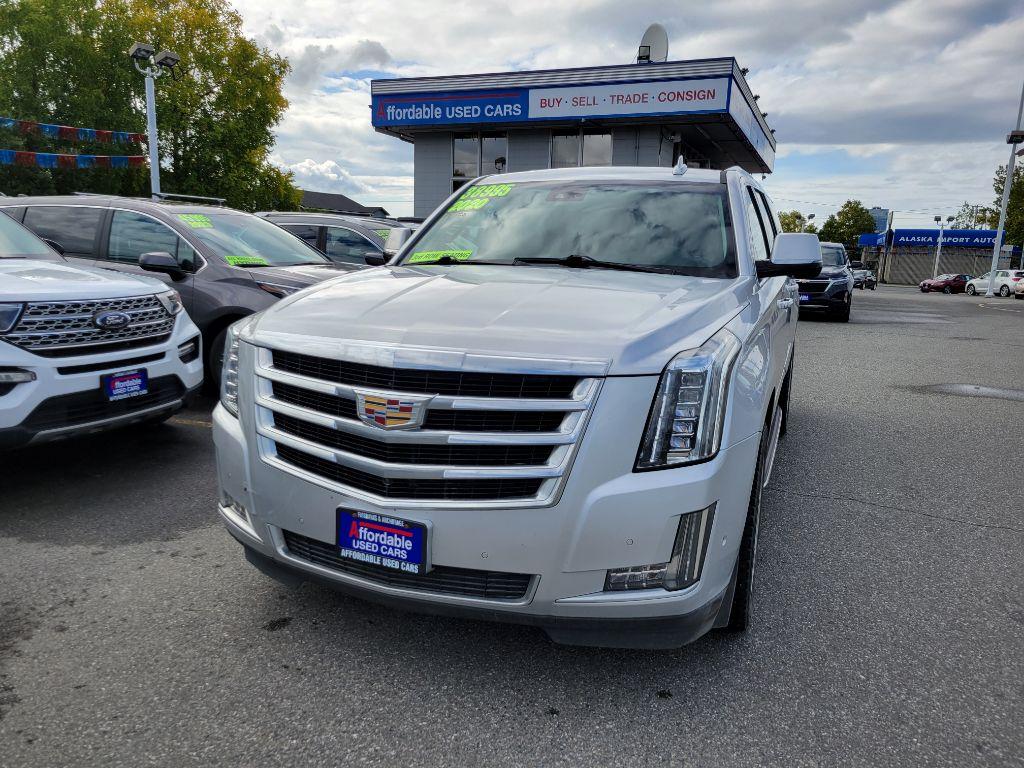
{"left": 637, "top": 23, "right": 669, "bottom": 64}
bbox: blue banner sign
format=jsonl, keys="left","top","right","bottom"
{"left": 891, "top": 229, "right": 1003, "bottom": 247}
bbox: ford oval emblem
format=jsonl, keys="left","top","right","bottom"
{"left": 93, "top": 311, "right": 132, "bottom": 330}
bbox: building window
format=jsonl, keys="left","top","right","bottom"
{"left": 582, "top": 132, "right": 612, "bottom": 166}
{"left": 551, "top": 131, "right": 580, "bottom": 168}
{"left": 452, "top": 132, "right": 507, "bottom": 192}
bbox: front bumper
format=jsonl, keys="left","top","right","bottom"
{"left": 796, "top": 279, "right": 852, "bottom": 311}
{"left": 0, "top": 313, "right": 204, "bottom": 448}
{"left": 213, "top": 369, "right": 761, "bottom": 649}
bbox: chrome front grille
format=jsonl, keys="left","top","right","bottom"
{"left": 254, "top": 346, "right": 605, "bottom": 507}
{"left": 3, "top": 295, "right": 175, "bottom": 357}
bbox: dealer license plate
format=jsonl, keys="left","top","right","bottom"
{"left": 101, "top": 368, "right": 148, "bottom": 401}
{"left": 799, "top": 294, "right": 811, "bottom": 302}
{"left": 337, "top": 509, "right": 429, "bottom": 575}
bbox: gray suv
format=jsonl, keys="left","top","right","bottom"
{"left": 258, "top": 211, "right": 420, "bottom": 266}
{"left": 2, "top": 196, "right": 355, "bottom": 380}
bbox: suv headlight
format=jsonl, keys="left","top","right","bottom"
{"left": 0, "top": 303, "right": 25, "bottom": 332}
{"left": 220, "top": 324, "right": 242, "bottom": 417}
{"left": 156, "top": 289, "right": 184, "bottom": 315}
{"left": 636, "top": 328, "right": 741, "bottom": 470}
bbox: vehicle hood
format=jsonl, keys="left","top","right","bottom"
{"left": 0, "top": 259, "right": 166, "bottom": 301}
{"left": 804, "top": 266, "right": 849, "bottom": 280}
{"left": 249, "top": 265, "right": 750, "bottom": 375}
{"left": 243, "top": 263, "right": 357, "bottom": 286}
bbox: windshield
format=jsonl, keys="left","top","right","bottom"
{"left": 0, "top": 211, "right": 58, "bottom": 259}
{"left": 819, "top": 245, "right": 846, "bottom": 267}
{"left": 400, "top": 181, "right": 737, "bottom": 278}
{"left": 176, "top": 212, "right": 329, "bottom": 267}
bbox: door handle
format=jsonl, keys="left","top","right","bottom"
{"left": 777, "top": 298, "right": 794, "bottom": 309}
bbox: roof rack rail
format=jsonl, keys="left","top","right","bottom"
{"left": 298, "top": 205, "right": 378, "bottom": 217}
{"left": 396, "top": 216, "right": 424, "bottom": 223}
{"left": 73, "top": 191, "right": 112, "bottom": 197}
{"left": 153, "top": 192, "right": 227, "bottom": 206}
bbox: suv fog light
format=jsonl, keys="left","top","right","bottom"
{"left": 0, "top": 369, "right": 36, "bottom": 384}
{"left": 221, "top": 492, "right": 252, "bottom": 526}
{"left": 177, "top": 337, "right": 200, "bottom": 363}
{"left": 604, "top": 503, "right": 716, "bottom": 592}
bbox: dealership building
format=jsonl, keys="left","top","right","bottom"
{"left": 370, "top": 57, "right": 775, "bottom": 217}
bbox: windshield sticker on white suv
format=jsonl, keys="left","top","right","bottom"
{"left": 224, "top": 254, "right": 269, "bottom": 266}
{"left": 447, "top": 183, "right": 515, "bottom": 212}
{"left": 407, "top": 250, "right": 473, "bottom": 264}
{"left": 177, "top": 213, "right": 213, "bottom": 228}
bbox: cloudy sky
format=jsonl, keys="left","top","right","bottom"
{"left": 235, "top": 0, "right": 1023, "bottom": 225}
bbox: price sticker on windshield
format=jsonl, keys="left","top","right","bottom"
{"left": 407, "top": 250, "right": 473, "bottom": 264}
{"left": 224, "top": 255, "right": 269, "bottom": 266}
{"left": 177, "top": 214, "right": 212, "bottom": 228}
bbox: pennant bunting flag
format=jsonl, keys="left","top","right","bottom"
{"left": 0, "top": 117, "right": 146, "bottom": 145}
{"left": 0, "top": 149, "right": 146, "bottom": 169}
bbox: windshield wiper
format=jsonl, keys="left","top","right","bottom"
{"left": 513, "top": 253, "right": 681, "bottom": 275}
{"left": 407, "top": 256, "right": 514, "bottom": 266}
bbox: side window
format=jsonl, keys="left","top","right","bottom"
{"left": 281, "top": 224, "right": 321, "bottom": 250}
{"left": 743, "top": 188, "right": 771, "bottom": 263}
{"left": 755, "top": 190, "right": 779, "bottom": 240}
{"left": 23, "top": 206, "right": 103, "bottom": 258}
{"left": 107, "top": 210, "right": 188, "bottom": 268}
{"left": 325, "top": 226, "right": 375, "bottom": 265}
{"left": 0, "top": 207, "right": 25, "bottom": 222}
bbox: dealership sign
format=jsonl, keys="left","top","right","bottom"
{"left": 891, "top": 229, "right": 1004, "bottom": 247}
{"left": 372, "top": 77, "right": 733, "bottom": 127}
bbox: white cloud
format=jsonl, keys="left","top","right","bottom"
{"left": 235, "top": 0, "right": 1023, "bottom": 219}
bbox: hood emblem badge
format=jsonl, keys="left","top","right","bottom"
{"left": 355, "top": 389, "right": 434, "bottom": 430}
{"left": 92, "top": 310, "right": 132, "bottom": 330}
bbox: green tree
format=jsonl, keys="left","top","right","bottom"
{"left": 952, "top": 201, "right": 995, "bottom": 229}
{"left": 778, "top": 210, "right": 806, "bottom": 233}
{"left": 991, "top": 163, "right": 1024, "bottom": 249}
{"left": 818, "top": 200, "right": 876, "bottom": 251}
{"left": 0, "top": 0, "right": 300, "bottom": 210}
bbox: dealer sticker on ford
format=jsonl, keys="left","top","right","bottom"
{"left": 337, "top": 510, "right": 428, "bottom": 574}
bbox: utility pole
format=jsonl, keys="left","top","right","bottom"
{"left": 932, "top": 215, "right": 954, "bottom": 278}
{"left": 985, "top": 76, "right": 1024, "bottom": 297}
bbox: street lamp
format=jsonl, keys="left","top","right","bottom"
{"left": 129, "top": 42, "right": 182, "bottom": 200}
{"left": 802, "top": 213, "right": 815, "bottom": 232}
{"left": 985, "top": 78, "right": 1024, "bottom": 297}
{"left": 932, "top": 215, "right": 955, "bottom": 278}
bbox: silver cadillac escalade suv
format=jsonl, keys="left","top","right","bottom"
{"left": 213, "top": 164, "right": 821, "bottom": 648}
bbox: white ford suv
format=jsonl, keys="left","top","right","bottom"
{"left": 0, "top": 210, "right": 203, "bottom": 448}
{"left": 213, "top": 165, "right": 821, "bottom": 648}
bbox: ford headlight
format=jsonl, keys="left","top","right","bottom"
{"left": 636, "top": 328, "right": 741, "bottom": 469}
{"left": 220, "top": 324, "right": 242, "bottom": 417}
{"left": 0, "top": 303, "right": 25, "bottom": 333}
{"left": 156, "top": 289, "right": 184, "bottom": 315}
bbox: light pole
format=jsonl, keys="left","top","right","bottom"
{"left": 985, "top": 76, "right": 1024, "bottom": 297}
{"left": 802, "top": 213, "right": 815, "bottom": 232}
{"left": 129, "top": 42, "right": 182, "bottom": 200}
{"left": 932, "top": 215, "right": 954, "bottom": 278}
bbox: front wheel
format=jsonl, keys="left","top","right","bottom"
{"left": 999, "top": 285, "right": 1010, "bottom": 297}
{"left": 966, "top": 285, "right": 977, "bottom": 295}
{"left": 1015, "top": 293, "right": 1023, "bottom": 300}
{"left": 943, "top": 286, "right": 952, "bottom": 294}
{"left": 723, "top": 410, "right": 773, "bottom": 633}
{"left": 207, "top": 326, "right": 229, "bottom": 392}
{"left": 832, "top": 294, "right": 851, "bottom": 322}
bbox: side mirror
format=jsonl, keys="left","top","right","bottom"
{"left": 756, "top": 233, "right": 823, "bottom": 279}
{"left": 382, "top": 227, "right": 413, "bottom": 259}
{"left": 139, "top": 251, "right": 185, "bottom": 279}
{"left": 363, "top": 250, "right": 387, "bottom": 266}
{"left": 42, "top": 238, "right": 65, "bottom": 255}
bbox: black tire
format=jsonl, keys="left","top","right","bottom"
{"left": 207, "top": 326, "right": 229, "bottom": 392}
{"left": 779, "top": 360, "right": 793, "bottom": 437}
{"left": 1015, "top": 293, "right": 1023, "bottom": 300}
{"left": 869, "top": 284, "right": 876, "bottom": 290}
{"left": 723, "top": 412, "right": 772, "bottom": 632}
{"left": 943, "top": 286, "right": 952, "bottom": 294}
{"left": 831, "top": 293, "right": 851, "bottom": 322}
{"left": 999, "top": 285, "right": 1010, "bottom": 297}
{"left": 966, "top": 284, "right": 976, "bottom": 296}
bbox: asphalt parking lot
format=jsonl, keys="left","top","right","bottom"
{"left": 1, "top": 285, "right": 1022, "bottom": 767}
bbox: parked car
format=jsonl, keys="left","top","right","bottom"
{"left": 853, "top": 269, "right": 877, "bottom": 290}
{"left": 0, "top": 204, "right": 203, "bottom": 449}
{"left": 965, "top": 270, "right": 1024, "bottom": 297}
{"left": 794, "top": 241, "right": 854, "bottom": 321}
{"left": 2, "top": 196, "right": 352, "bottom": 382}
{"left": 213, "top": 164, "right": 822, "bottom": 649}
{"left": 258, "top": 211, "right": 421, "bottom": 266}
{"left": 919, "top": 273, "right": 971, "bottom": 293}
{"left": 1015, "top": 277, "right": 1024, "bottom": 299}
